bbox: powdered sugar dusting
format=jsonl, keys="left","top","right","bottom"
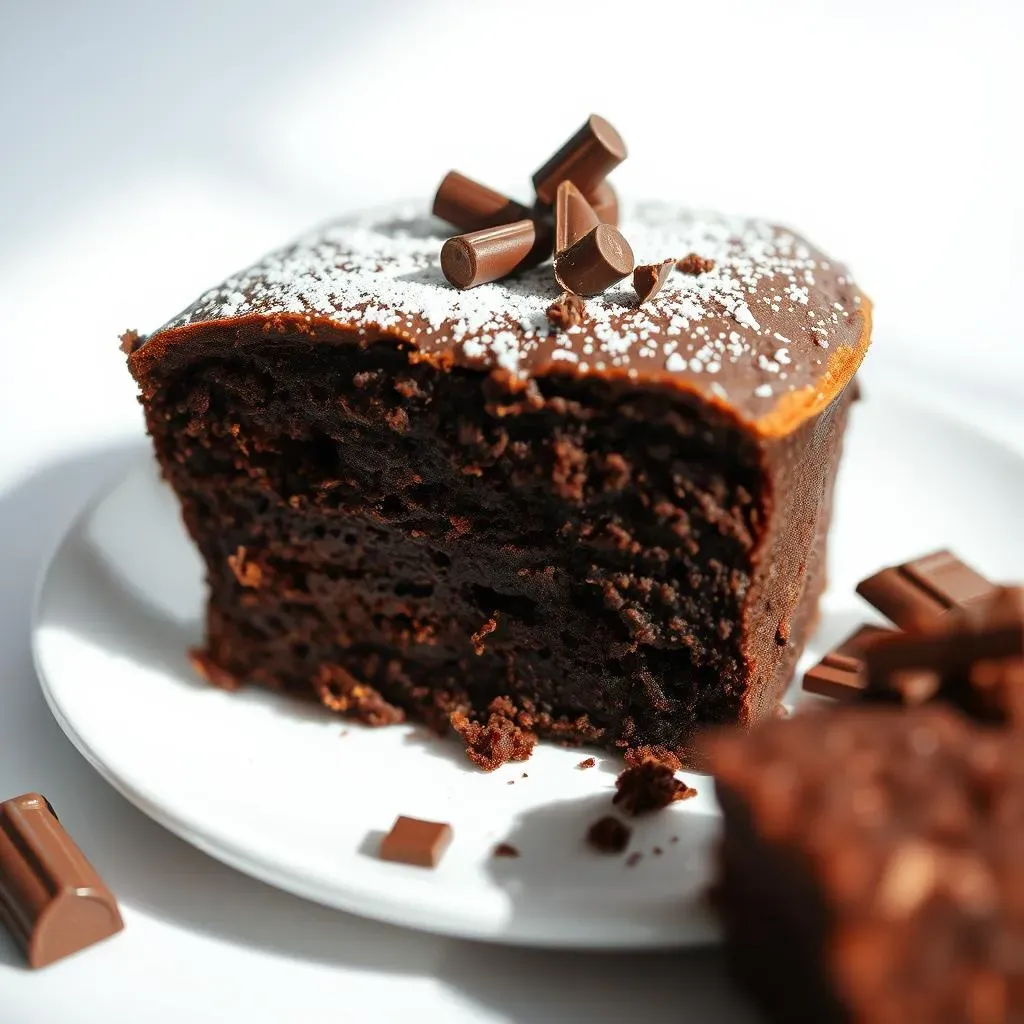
{"left": 153, "top": 200, "right": 866, "bottom": 417}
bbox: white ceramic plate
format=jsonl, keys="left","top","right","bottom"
{"left": 31, "top": 390, "right": 1024, "bottom": 949}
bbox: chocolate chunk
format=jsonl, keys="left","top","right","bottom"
{"left": 432, "top": 171, "right": 531, "bottom": 233}
{"left": 555, "top": 180, "right": 600, "bottom": 254}
{"left": 801, "top": 624, "right": 894, "bottom": 700}
{"left": 532, "top": 115, "right": 627, "bottom": 205}
{"left": 633, "top": 260, "right": 674, "bottom": 304}
{"left": 586, "top": 815, "right": 631, "bottom": 853}
{"left": 857, "top": 549, "right": 994, "bottom": 629}
{"left": 613, "top": 759, "right": 697, "bottom": 815}
{"left": 378, "top": 816, "right": 453, "bottom": 868}
{"left": 493, "top": 842, "right": 520, "bottom": 858}
{"left": 554, "top": 224, "right": 634, "bottom": 297}
{"left": 587, "top": 180, "right": 618, "bottom": 226}
{"left": 546, "top": 290, "right": 585, "bottom": 330}
{"left": 441, "top": 220, "right": 538, "bottom": 290}
{"left": 863, "top": 586, "right": 1024, "bottom": 723}
{"left": 0, "top": 793, "right": 124, "bottom": 968}
{"left": 676, "top": 253, "right": 715, "bottom": 275}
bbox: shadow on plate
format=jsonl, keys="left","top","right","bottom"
{"left": 0, "top": 442, "right": 756, "bottom": 1021}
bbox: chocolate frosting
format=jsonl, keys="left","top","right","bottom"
{"left": 134, "top": 201, "right": 872, "bottom": 438}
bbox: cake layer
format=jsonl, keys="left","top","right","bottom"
{"left": 131, "top": 319, "right": 854, "bottom": 764}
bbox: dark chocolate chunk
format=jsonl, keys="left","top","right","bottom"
{"left": 379, "top": 816, "right": 453, "bottom": 868}
{"left": 546, "top": 290, "right": 586, "bottom": 330}
{"left": 676, "top": 253, "right": 715, "bottom": 275}
{"left": 586, "top": 815, "right": 631, "bottom": 853}
{"left": 857, "top": 549, "right": 994, "bottom": 629}
{"left": 493, "top": 842, "right": 520, "bottom": 858}
{"left": 613, "top": 759, "right": 697, "bottom": 815}
{"left": 801, "top": 624, "right": 894, "bottom": 700}
{"left": 555, "top": 180, "right": 600, "bottom": 254}
{"left": 633, "top": 260, "right": 674, "bottom": 304}
{"left": 441, "top": 220, "right": 538, "bottom": 290}
{"left": 587, "top": 180, "right": 618, "bottom": 226}
{"left": 432, "top": 171, "right": 531, "bottom": 233}
{"left": 863, "top": 586, "right": 1024, "bottom": 723}
{"left": 0, "top": 793, "right": 123, "bottom": 969}
{"left": 532, "top": 115, "right": 627, "bottom": 205}
{"left": 554, "top": 224, "right": 634, "bottom": 296}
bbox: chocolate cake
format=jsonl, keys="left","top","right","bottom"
{"left": 126, "top": 200, "right": 871, "bottom": 766}
{"left": 706, "top": 706, "right": 1024, "bottom": 1022}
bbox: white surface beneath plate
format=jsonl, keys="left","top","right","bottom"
{"left": 31, "top": 391, "right": 1024, "bottom": 950}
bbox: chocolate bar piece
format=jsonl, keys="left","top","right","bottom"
{"left": 801, "top": 624, "right": 893, "bottom": 700}
{"left": 0, "top": 793, "right": 123, "bottom": 968}
{"left": 705, "top": 706, "right": 1024, "bottom": 1022}
{"left": 863, "top": 586, "right": 1024, "bottom": 724}
{"left": 856, "top": 549, "right": 994, "bottom": 629}
{"left": 378, "top": 816, "right": 453, "bottom": 868}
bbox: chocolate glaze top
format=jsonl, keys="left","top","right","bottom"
{"left": 137, "top": 201, "right": 872, "bottom": 437}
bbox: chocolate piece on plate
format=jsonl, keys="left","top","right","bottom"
{"left": 0, "top": 793, "right": 124, "bottom": 968}
{"left": 801, "top": 624, "right": 894, "bottom": 701}
{"left": 379, "top": 816, "right": 453, "bottom": 868}
{"left": 863, "top": 586, "right": 1024, "bottom": 724}
{"left": 857, "top": 549, "right": 994, "bottom": 629}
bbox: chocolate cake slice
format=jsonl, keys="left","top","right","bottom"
{"left": 706, "top": 706, "right": 1024, "bottom": 1022}
{"left": 125, "top": 202, "right": 871, "bottom": 766}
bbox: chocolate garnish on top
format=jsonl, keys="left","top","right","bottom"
{"left": 432, "top": 115, "right": 626, "bottom": 292}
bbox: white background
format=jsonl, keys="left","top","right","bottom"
{"left": 1, "top": 1, "right": 1022, "bottom": 1020}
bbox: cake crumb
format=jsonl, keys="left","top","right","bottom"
{"left": 493, "top": 842, "right": 520, "bottom": 858}
{"left": 546, "top": 291, "right": 585, "bottom": 329}
{"left": 451, "top": 697, "right": 538, "bottom": 772}
{"left": 188, "top": 648, "right": 241, "bottom": 692}
{"left": 314, "top": 663, "right": 405, "bottom": 726}
{"left": 587, "top": 816, "right": 631, "bottom": 854}
{"left": 614, "top": 759, "right": 698, "bottom": 815}
{"left": 119, "top": 328, "right": 143, "bottom": 354}
{"left": 626, "top": 852, "right": 643, "bottom": 868}
{"left": 227, "top": 545, "right": 263, "bottom": 588}
{"left": 676, "top": 253, "right": 715, "bottom": 275}
{"left": 624, "top": 745, "right": 684, "bottom": 772}
{"left": 577, "top": 757, "right": 597, "bottom": 770}
{"left": 471, "top": 615, "right": 498, "bottom": 655}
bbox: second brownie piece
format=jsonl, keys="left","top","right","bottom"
{"left": 706, "top": 706, "right": 1024, "bottom": 1023}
